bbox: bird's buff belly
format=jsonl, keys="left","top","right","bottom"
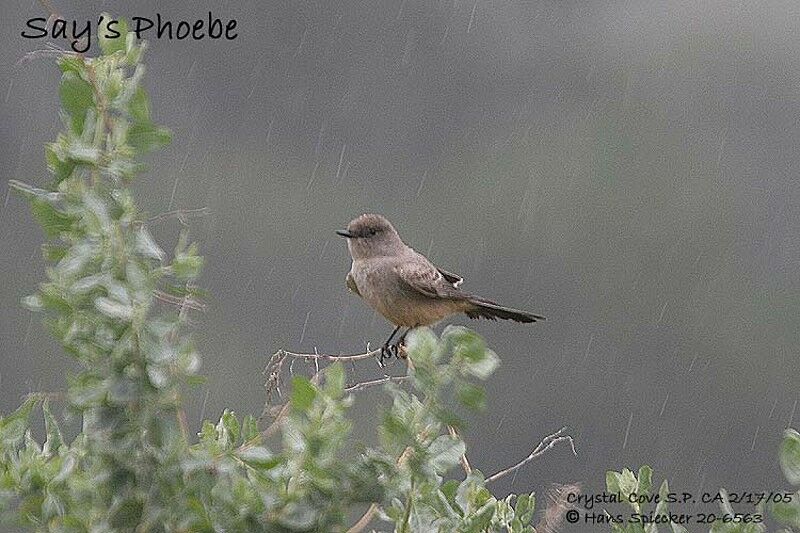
{"left": 364, "top": 291, "right": 460, "bottom": 327}
{"left": 350, "top": 260, "right": 466, "bottom": 327}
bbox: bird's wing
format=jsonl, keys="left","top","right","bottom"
{"left": 345, "top": 272, "right": 361, "bottom": 296}
{"left": 394, "top": 261, "right": 462, "bottom": 300}
{"left": 437, "top": 267, "right": 463, "bottom": 288}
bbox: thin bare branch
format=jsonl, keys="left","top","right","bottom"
{"left": 277, "top": 347, "right": 384, "bottom": 363}
{"left": 485, "top": 427, "right": 577, "bottom": 484}
{"left": 260, "top": 346, "right": 399, "bottom": 430}
{"left": 147, "top": 207, "right": 209, "bottom": 226}
{"left": 261, "top": 401, "right": 291, "bottom": 438}
{"left": 260, "top": 372, "right": 321, "bottom": 438}
{"left": 152, "top": 289, "right": 207, "bottom": 312}
{"left": 344, "top": 375, "right": 408, "bottom": 393}
{"left": 448, "top": 425, "right": 472, "bottom": 476}
{"left": 23, "top": 391, "right": 65, "bottom": 402}
{"left": 16, "top": 46, "right": 79, "bottom": 65}
{"left": 346, "top": 503, "right": 378, "bottom": 533}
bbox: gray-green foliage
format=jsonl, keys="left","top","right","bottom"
{"left": 605, "top": 466, "right": 689, "bottom": 533}
{"left": 606, "top": 465, "right": 777, "bottom": 533}
{"left": 607, "top": 433, "right": 800, "bottom": 533}
{"left": 773, "top": 429, "right": 800, "bottom": 531}
{"left": 1, "top": 23, "right": 537, "bottom": 532}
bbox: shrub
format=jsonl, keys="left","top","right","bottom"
{"left": 1, "top": 23, "right": 545, "bottom": 532}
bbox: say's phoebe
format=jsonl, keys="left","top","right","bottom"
{"left": 337, "top": 213, "right": 544, "bottom": 359}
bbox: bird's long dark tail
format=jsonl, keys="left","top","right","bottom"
{"left": 464, "top": 297, "right": 545, "bottom": 323}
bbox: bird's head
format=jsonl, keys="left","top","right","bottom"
{"left": 337, "top": 213, "right": 404, "bottom": 259}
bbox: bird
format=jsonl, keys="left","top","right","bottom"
{"left": 336, "top": 213, "right": 544, "bottom": 361}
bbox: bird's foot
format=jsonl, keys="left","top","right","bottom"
{"left": 394, "top": 341, "right": 408, "bottom": 359}
{"left": 378, "top": 344, "right": 395, "bottom": 366}
{"left": 379, "top": 342, "right": 408, "bottom": 366}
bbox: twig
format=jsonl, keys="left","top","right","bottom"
{"left": 344, "top": 375, "right": 408, "bottom": 393}
{"left": 146, "top": 207, "right": 209, "bottom": 226}
{"left": 260, "top": 346, "right": 402, "bottom": 432}
{"left": 275, "top": 347, "right": 384, "bottom": 363}
{"left": 448, "top": 426, "right": 472, "bottom": 475}
{"left": 260, "top": 371, "right": 324, "bottom": 438}
{"left": 485, "top": 427, "right": 577, "bottom": 484}
{"left": 23, "top": 391, "right": 65, "bottom": 402}
{"left": 261, "top": 346, "right": 386, "bottom": 411}
{"left": 176, "top": 406, "right": 189, "bottom": 441}
{"left": 346, "top": 503, "right": 378, "bottom": 533}
{"left": 152, "top": 290, "right": 206, "bottom": 312}
{"left": 261, "top": 401, "right": 291, "bottom": 439}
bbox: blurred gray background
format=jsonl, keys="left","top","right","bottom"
{"left": 2, "top": 0, "right": 799, "bottom": 528}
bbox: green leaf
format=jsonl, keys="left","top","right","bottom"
{"left": 57, "top": 55, "right": 85, "bottom": 75}
{"left": 444, "top": 326, "right": 487, "bottom": 363}
{"left": 290, "top": 376, "right": 317, "bottom": 412}
{"left": 55, "top": 240, "right": 96, "bottom": 278}
{"left": 434, "top": 406, "right": 466, "bottom": 430}
{"left": 405, "top": 327, "right": 438, "bottom": 363}
{"left": 242, "top": 415, "right": 259, "bottom": 442}
{"left": 129, "top": 86, "right": 151, "bottom": 123}
{"left": 45, "top": 143, "right": 75, "bottom": 183}
{"left": 772, "top": 499, "right": 800, "bottom": 529}
{"left": 99, "top": 15, "right": 128, "bottom": 55}
{"left": 8, "top": 179, "right": 62, "bottom": 203}
{"left": 186, "top": 375, "right": 208, "bottom": 386}
{"left": 198, "top": 420, "right": 216, "bottom": 444}
{"left": 21, "top": 294, "right": 43, "bottom": 311}
{"left": 30, "top": 198, "right": 75, "bottom": 237}
{"left": 515, "top": 493, "right": 534, "bottom": 520}
{"left": 781, "top": 429, "right": 800, "bottom": 485}
{"left": 172, "top": 244, "right": 204, "bottom": 280}
{"left": 637, "top": 465, "right": 653, "bottom": 496}
{"left": 606, "top": 470, "right": 622, "bottom": 494}
{"left": 278, "top": 501, "right": 317, "bottom": 530}
{"left": 43, "top": 243, "right": 69, "bottom": 262}
{"left": 464, "top": 349, "right": 499, "bottom": 380}
{"left": 441, "top": 480, "right": 460, "bottom": 507}
{"left": 428, "top": 435, "right": 466, "bottom": 474}
{"left": 464, "top": 501, "right": 496, "bottom": 533}
{"left": 221, "top": 410, "right": 240, "bottom": 445}
{"left": 128, "top": 120, "right": 172, "bottom": 153}
{"left": 456, "top": 382, "right": 487, "bottom": 411}
{"left": 65, "top": 141, "right": 101, "bottom": 164}
{"left": 325, "top": 362, "right": 345, "bottom": 398}
{"left": 42, "top": 493, "right": 65, "bottom": 520}
{"left": 380, "top": 411, "right": 413, "bottom": 450}
{"left": 617, "top": 468, "right": 638, "bottom": 499}
{"left": 94, "top": 296, "right": 134, "bottom": 321}
{"left": 0, "top": 395, "right": 39, "bottom": 449}
{"left": 109, "top": 496, "right": 144, "bottom": 530}
{"left": 517, "top": 492, "right": 535, "bottom": 524}
{"left": 59, "top": 72, "right": 94, "bottom": 133}
{"left": 653, "top": 479, "right": 670, "bottom": 518}
{"left": 42, "top": 400, "right": 64, "bottom": 455}
{"left": 135, "top": 227, "right": 165, "bottom": 261}
{"left": 236, "top": 446, "right": 280, "bottom": 470}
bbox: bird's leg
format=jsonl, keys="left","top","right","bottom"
{"left": 380, "top": 325, "right": 401, "bottom": 364}
{"left": 395, "top": 327, "right": 414, "bottom": 359}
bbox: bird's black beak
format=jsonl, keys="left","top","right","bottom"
{"left": 336, "top": 229, "right": 354, "bottom": 238}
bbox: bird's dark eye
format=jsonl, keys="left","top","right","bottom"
{"left": 369, "top": 228, "right": 378, "bottom": 236}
